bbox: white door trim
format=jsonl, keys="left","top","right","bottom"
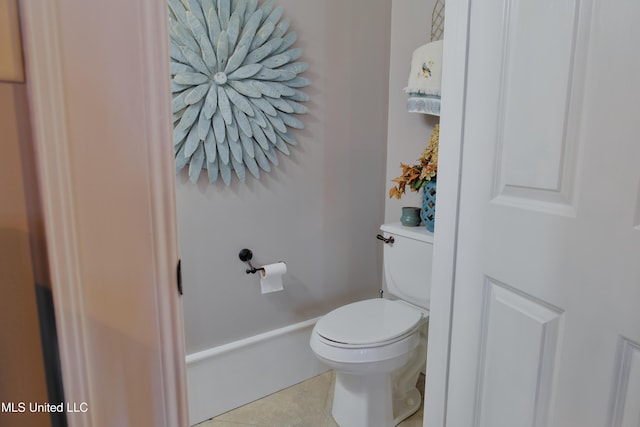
{"left": 20, "top": 4, "right": 93, "bottom": 425}
{"left": 20, "top": 1, "right": 188, "bottom": 426}
{"left": 423, "top": 0, "right": 471, "bottom": 426}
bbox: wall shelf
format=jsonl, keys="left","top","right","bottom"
{"left": 407, "top": 95, "right": 441, "bottom": 116}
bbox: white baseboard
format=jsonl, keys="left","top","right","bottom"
{"left": 186, "top": 317, "right": 327, "bottom": 425}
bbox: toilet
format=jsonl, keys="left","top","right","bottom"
{"left": 310, "top": 222, "right": 433, "bottom": 427}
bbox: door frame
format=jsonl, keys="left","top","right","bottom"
{"left": 19, "top": 1, "right": 188, "bottom": 426}
{"left": 423, "top": 0, "right": 470, "bottom": 426}
{"left": 19, "top": 0, "right": 472, "bottom": 425}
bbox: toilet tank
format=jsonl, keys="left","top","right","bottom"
{"left": 380, "top": 223, "right": 434, "bottom": 309}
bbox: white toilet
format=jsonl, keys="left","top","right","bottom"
{"left": 310, "top": 223, "right": 433, "bottom": 427}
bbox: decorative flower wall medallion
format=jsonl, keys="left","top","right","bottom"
{"left": 169, "top": 0, "right": 310, "bottom": 184}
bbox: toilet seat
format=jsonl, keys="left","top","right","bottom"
{"left": 314, "top": 299, "right": 423, "bottom": 348}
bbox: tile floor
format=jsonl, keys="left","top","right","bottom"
{"left": 195, "top": 370, "right": 425, "bottom": 427}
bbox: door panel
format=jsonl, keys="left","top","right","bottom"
{"left": 446, "top": 0, "right": 640, "bottom": 425}
{"left": 609, "top": 338, "right": 640, "bottom": 427}
{"left": 475, "top": 280, "right": 563, "bottom": 427}
{"left": 497, "top": 0, "right": 580, "bottom": 199}
{"left": 493, "top": 0, "right": 591, "bottom": 215}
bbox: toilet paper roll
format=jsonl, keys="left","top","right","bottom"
{"left": 260, "top": 262, "right": 287, "bottom": 294}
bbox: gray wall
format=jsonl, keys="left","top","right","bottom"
{"left": 385, "top": 0, "right": 438, "bottom": 223}
{"left": 177, "top": 0, "right": 393, "bottom": 354}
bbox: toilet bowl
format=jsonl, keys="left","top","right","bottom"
{"left": 310, "top": 223, "right": 433, "bottom": 427}
{"left": 310, "top": 299, "right": 427, "bottom": 427}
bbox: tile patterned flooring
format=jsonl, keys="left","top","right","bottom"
{"left": 195, "top": 370, "right": 425, "bottom": 427}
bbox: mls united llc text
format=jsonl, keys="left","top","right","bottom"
{"left": 1, "top": 401, "right": 88, "bottom": 413}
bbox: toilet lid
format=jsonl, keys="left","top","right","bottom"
{"left": 315, "top": 299, "right": 423, "bottom": 346}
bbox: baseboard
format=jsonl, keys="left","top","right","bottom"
{"left": 185, "top": 317, "right": 327, "bottom": 425}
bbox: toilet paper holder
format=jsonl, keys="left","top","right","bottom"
{"left": 238, "top": 248, "right": 265, "bottom": 274}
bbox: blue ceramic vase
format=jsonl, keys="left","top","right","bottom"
{"left": 421, "top": 178, "right": 437, "bottom": 232}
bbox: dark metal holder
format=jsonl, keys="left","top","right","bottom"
{"left": 238, "top": 248, "right": 265, "bottom": 274}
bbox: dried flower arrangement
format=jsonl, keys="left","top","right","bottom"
{"left": 389, "top": 124, "right": 439, "bottom": 199}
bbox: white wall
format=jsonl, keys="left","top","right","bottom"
{"left": 384, "top": 0, "right": 438, "bottom": 223}
{"left": 177, "top": 0, "right": 393, "bottom": 354}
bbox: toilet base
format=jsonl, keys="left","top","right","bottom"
{"left": 392, "top": 387, "right": 421, "bottom": 425}
{"left": 332, "top": 371, "right": 393, "bottom": 427}
{"left": 331, "top": 372, "right": 421, "bottom": 427}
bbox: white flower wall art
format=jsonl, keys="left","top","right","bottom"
{"left": 169, "top": 0, "right": 310, "bottom": 184}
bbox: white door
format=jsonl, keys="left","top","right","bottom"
{"left": 446, "top": 0, "right": 640, "bottom": 426}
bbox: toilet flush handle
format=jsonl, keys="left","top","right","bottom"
{"left": 376, "top": 234, "right": 394, "bottom": 245}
